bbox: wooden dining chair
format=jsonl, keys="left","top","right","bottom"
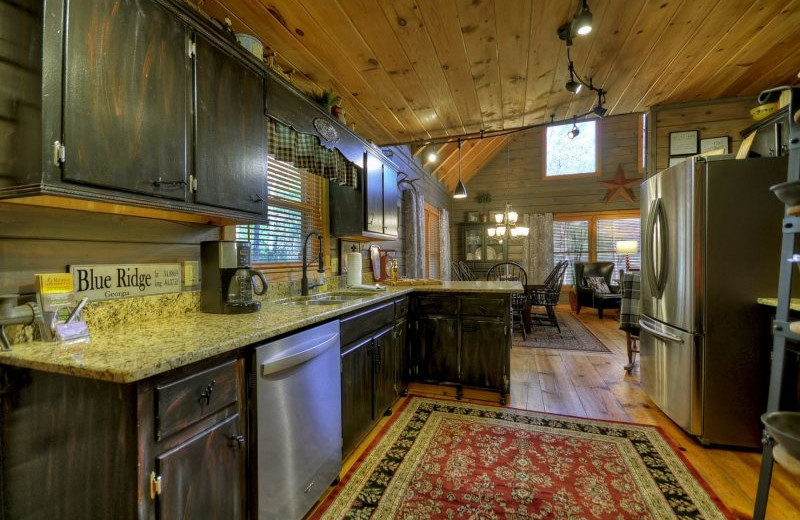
{"left": 486, "top": 262, "right": 528, "bottom": 339}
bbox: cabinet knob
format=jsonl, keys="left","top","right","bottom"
{"left": 229, "top": 434, "right": 246, "bottom": 449}
{"left": 250, "top": 193, "right": 264, "bottom": 202}
{"left": 198, "top": 379, "right": 216, "bottom": 405}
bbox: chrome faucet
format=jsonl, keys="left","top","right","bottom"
{"left": 301, "top": 232, "right": 325, "bottom": 296}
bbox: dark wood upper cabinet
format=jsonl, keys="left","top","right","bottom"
{"left": 193, "top": 35, "right": 266, "bottom": 214}
{"left": 365, "top": 152, "right": 384, "bottom": 234}
{"left": 61, "top": 0, "right": 189, "bottom": 200}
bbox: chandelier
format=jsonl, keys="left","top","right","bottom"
{"left": 487, "top": 142, "right": 529, "bottom": 239}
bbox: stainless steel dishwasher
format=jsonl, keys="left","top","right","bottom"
{"left": 253, "top": 320, "right": 342, "bottom": 520}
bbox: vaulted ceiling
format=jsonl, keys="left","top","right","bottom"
{"left": 199, "top": 0, "right": 800, "bottom": 190}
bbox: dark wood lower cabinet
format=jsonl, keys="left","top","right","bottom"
{"left": 373, "top": 326, "right": 397, "bottom": 417}
{"left": 341, "top": 337, "right": 374, "bottom": 457}
{"left": 0, "top": 353, "right": 245, "bottom": 520}
{"left": 411, "top": 293, "right": 512, "bottom": 403}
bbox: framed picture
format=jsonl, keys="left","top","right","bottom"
{"left": 668, "top": 157, "right": 687, "bottom": 167}
{"left": 700, "top": 136, "right": 729, "bottom": 154}
{"left": 669, "top": 130, "right": 698, "bottom": 155}
{"left": 465, "top": 211, "right": 480, "bottom": 222}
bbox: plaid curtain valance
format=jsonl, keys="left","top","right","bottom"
{"left": 268, "top": 118, "right": 359, "bottom": 189}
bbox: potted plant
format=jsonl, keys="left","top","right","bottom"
{"left": 476, "top": 191, "right": 492, "bottom": 222}
{"left": 309, "top": 89, "right": 342, "bottom": 117}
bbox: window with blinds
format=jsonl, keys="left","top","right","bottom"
{"left": 553, "top": 211, "right": 640, "bottom": 286}
{"left": 553, "top": 220, "right": 589, "bottom": 285}
{"left": 236, "top": 155, "right": 324, "bottom": 266}
{"left": 596, "top": 218, "right": 641, "bottom": 280}
{"left": 424, "top": 204, "right": 440, "bottom": 279}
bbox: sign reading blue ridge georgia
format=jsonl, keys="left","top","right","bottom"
{"left": 70, "top": 264, "right": 182, "bottom": 301}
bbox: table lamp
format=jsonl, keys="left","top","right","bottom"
{"left": 616, "top": 240, "right": 638, "bottom": 271}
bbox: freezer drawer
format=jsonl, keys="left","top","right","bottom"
{"left": 639, "top": 316, "right": 702, "bottom": 436}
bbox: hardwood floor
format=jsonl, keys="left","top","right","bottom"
{"left": 334, "top": 305, "right": 800, "bottom": 520}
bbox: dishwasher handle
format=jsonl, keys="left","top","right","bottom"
{"left": 261, "top": 332, "right": 339, "bottom": 376}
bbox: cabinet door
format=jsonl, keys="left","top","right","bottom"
{"left": 365, "top": 152, "right": 383, "bottom": 233}
{"left": 156, "top": 415, "right": 245, "bottom": 519}
{"left": 415, "top": 316, "right": 459, "bottom": 383}
{"left": 194, "top": 35, "right": 266, "bottom": 214}
{"left": 464, "top": 225, "right": 484, "bottom": 261}
{"left": 373, "top": 327, "right": 396, "bottom": 417}
{"left": 341, "top": 337, "right": 373, "bottom": 457}
{"left": 382, "top": 164, "right": 398, "bottom": 236}
{"left": 460, "top": 318, "right": 507, "bottom": 390}
{"left": 62, "top": 0, "right": 188, "bottom": 199}
{"left": 395, "top": 316, "right": 409, "bottom": 394}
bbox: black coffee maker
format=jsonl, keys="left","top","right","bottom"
{"left": 201, "top": 241, "right": 268, "bottom": 314}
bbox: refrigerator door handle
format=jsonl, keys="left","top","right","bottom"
{"left": 644, "top": 198, "right": 668, "bottom": 298}
{"left": 638, "top": 318, "right": 684, "bottom": 343}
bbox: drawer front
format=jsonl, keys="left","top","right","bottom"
{"left": 415, "top": 296, "right": 458, "bottom": 316}
{"left": 394, "top": 297, "right": 409, "bottom": 318}
{"left": 156, "top": 360, "right": 239, "bottom": 440}
{"left": 460, "top": 297, "right": 508, "bottom": 317}
{"left": 340, "top": 301, "right": 395, "bottom": 347}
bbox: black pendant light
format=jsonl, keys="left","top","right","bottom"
{"left": 453, "top": 138, "right": 467, "bottom": 199}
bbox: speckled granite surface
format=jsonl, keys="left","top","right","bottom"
{"left": 0, "top": 281, "right": 521, "bottom": 383}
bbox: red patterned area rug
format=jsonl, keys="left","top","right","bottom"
{"left": 515, "top": 311, "right": 611, "bottom": 353}
{"left": 312, "top": 397, "right": 732, "bottom": 520}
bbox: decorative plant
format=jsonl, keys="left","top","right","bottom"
{"left": 476, "top": 191, "right": 492, "bottom": 221}
{"left": 308, "top": 89, "right": 341, "bottom": 112}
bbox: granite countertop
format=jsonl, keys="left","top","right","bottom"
{"left": 757, "top": 297, "right": 800, "bottom": 311}
{"left": 0, "top": 281, "right": 521, "bottom": 384}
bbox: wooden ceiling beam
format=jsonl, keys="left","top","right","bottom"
{"left": 440, "top": 137, "right": 508, "bottom": 189}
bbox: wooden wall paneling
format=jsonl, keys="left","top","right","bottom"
{"left": 456, "top": 0, "right": 504, "bottom": 131}
{"left": 335, "top": 0, "right": 446, "bottom": 138}
{"left": 521, "top": 2, "right": 571, "bottom": 126}
{"left": 415, "top": 0, "right": 484, "bottom": 135}
{"left": 292, "top": 1, "right": 430, "bottom": 139}
{"left": 376, "top": 0, "right": 465, "bottom": 136}
{"left": 493, "top": 0, "right": 531, "bottom": 130}
{"left": 201, "top": 0, "right": 391, "bottom": 143}
{"left": 660, "top": 0, "right": 794, "bottom": 104}
{"left": 458, "top": 137, "right": 511, "bottom": 187}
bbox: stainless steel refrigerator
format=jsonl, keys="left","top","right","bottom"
{"left": 639, "top": 156, "right": 786, "bottom": 447}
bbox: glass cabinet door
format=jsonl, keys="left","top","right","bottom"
{"left": 484, "top": 231, "right": 504, "bottom": 262}
{"left": 464, "top": 226, "right": 483, "bottom": 261}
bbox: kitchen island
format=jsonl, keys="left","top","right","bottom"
{"left": 0, "top": 281, "right": 520, "bottom": 520}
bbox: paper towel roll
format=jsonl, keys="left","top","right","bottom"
{"left": 346, "top": 252, "right": 362, "bottom": 286}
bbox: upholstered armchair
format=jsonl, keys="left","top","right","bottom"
{"left": 573, "top": 261, "right": 621, "bottom": 319}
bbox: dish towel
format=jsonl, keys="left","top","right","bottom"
{"left": 619, "top": 271, "right": 641, "bottom": 333}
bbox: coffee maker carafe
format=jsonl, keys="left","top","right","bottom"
{"left": 201, "top": 241, "right": 268, "bottom": 314}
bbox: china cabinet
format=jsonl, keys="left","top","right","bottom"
{"left": 461, "top": 223, "right": 507, "bottom": 278}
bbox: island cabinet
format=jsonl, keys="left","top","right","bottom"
{"left": 0, "top": 353, "right": 246, "bottom": 520}
{"left": 340, "top": 297, "right": 408, "bottom": 457}
{"left": 1, "top": 0, "right": 267, "bottom": 224}
{"left": 411, "top": 293, "right": 511, "bottom": 404}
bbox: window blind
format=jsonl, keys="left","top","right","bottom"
{"left": 424, "top": 204, "right": 440, "bottom": 279}
{"left": 596, "top": 217, "right": 641, "bottom": 282}
{"left": 236, "top": 155, "right": 324, "bottom": 265}
{"left": 553, "top": 220, "right": 589, "bottom": 285}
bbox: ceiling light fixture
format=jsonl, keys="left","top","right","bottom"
{"left": 567, "top": 118, "right": 580, "bottom": 140}
{"left": 572, "top": 0, "right": 593, "bottom": 36}
{"left": 453, "top": 138, "right": 467, "bottom": 199}
{"left": 489, "top": 142, "right": 529, "bottom": 239}
{"left": 427, "top": 142, "right": 438, "bottom": 163}
{"left": 565, "top": 61, "right": 582, "bottom": 94}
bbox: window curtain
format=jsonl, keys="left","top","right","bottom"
{"left": 438, "top": 208, "right": 451, "bottom": 281}
{"left": 402, "top": 188, "right": 425, "bottom": 279}
{"left": 522, "top": 213, "right": 554, "bottom": 284}
{"left": 268, "top": 118, "right": 359, "bottom": 188}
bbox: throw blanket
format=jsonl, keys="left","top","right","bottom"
{"left": 619, "top": 271, "right": 641, "bottom": 332}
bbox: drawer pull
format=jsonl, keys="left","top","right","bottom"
{"left": 198, "top": 380, "right": 216, "bottom": 406}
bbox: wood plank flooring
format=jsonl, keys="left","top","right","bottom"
{"left": 329, "top": 305, "right": 800, "bottom": 520}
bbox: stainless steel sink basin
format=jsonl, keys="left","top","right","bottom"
{"left": 283, "top": 299, "right": 342, "bottom": 306}
{"left": 277, "top": 290, "right": 380, "bottom": 305}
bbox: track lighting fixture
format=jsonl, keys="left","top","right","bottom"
{"left": 427, "top": 142, "right": 438, "bottom": 163}
{"left": 572, "top": 0, "right": 592, "bottom": 36}
{"left": 592, "top": 89, "right": 608, "bottom": 117}
{"left": 567, "top": 118, "right": 580, "bottom": 140}
{"left": 565, "top": 62, "right": 582, "bottom": 94}
{"left": 453, "top": 138, "right": 467, "bottom": 199}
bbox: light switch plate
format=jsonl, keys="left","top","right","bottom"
{"left": 183, "top": 261, "right": 200, "bottom": 287}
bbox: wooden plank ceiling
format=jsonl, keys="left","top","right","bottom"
{"left": 197, "top": 0, "right": 800, "bottom": 191}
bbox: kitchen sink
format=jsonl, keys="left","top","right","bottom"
{"left": 277, "top": 290, "right": 380, "bottom": 306}
{"left": 282, "top": 299, "right": 342, "bottom": 306}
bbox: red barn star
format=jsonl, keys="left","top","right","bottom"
{"left": 598, "top": 164, "right": 641, "bottom": 202}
